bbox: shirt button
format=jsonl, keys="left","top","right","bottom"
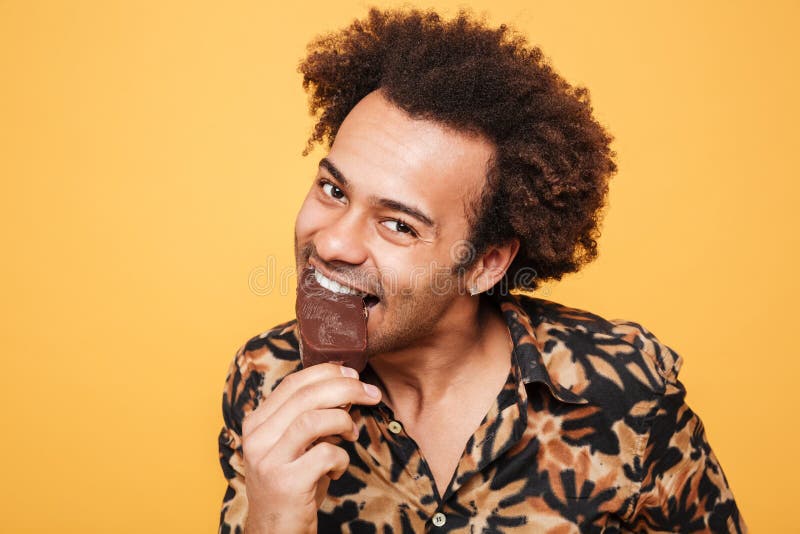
{"left": 432, "top": 512, "right": 447, "bottom": 527}
{"left": 387, "top": 420, "right": 403, "bottom": 434}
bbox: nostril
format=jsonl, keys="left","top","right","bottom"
{"left": 313, "top": 233, "right": 370, "bottom": 266}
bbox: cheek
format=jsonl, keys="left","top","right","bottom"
{"left": 377, "top": 251, "right": 454, "bottom": 298}
{"left": 409, "top": 249, "right": 465, "bottom": 296}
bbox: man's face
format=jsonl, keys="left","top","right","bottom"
{"left": 294, "top": 90, "right": 495, "bottom": 356}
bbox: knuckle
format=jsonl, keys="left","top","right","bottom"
{"left": 332, "top": 449, "right": 350, "bottom": 470}
{"left": 264, "top": 454, "right": 293, "bottom": 475}
{"left": 324, "top": 380, "right": 359, "bottom": 407}
{"left": 334, "top": 410, "right": 353, "bottom": 430}
{"left": 242, "top": 427, "right": 257, "bottom": 451}
{"left": 294, "top": 410, "right": 318, "bottom": 435}
{"left": 279, "top": 371, "right": 299, "bottom": 390}
{"left": 255, "top": 456, "right": 276, "bottom": 479}
{"left": 294, "top": 376, "right": 357, "bottom": 410}
{"left": 256, "top": 458, "right": 282, "bottom": 482}
{"left": 242, "top": 436, "right": 265, "bottom": 464}
{"left": 294, "top": 384, "right": 316, "bottom": 406}
{"left": 350, "top": 380, "right": 368, "bottom": 399}
{"left": 321, "top": 362, "right": 344, "bottom": 376}
{"left": 316, "top": 441, "right": 338, "bottom": 461}
{"left": 242, "top": 437, "right": 254, "bottom": 458}
{"left": 318, "top": 441, "right": 348, "bottom": 465}
{"left": 242, "top": 411, "right": 255, "bottom": 435}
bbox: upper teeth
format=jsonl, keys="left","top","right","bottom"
{"left": 314, "top": 269, "right": 366, "bottom": 296}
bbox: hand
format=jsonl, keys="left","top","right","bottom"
{"left": 241, "top": 363, "right": 382, "bottom": 533}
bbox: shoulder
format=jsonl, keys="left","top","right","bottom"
{"left": 512, "top": 293, "right": 684, "bottom": 402}
{"left": 221, "top": 319, "right": 302, "bottom": 432}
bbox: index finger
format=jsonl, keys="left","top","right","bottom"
{"left": 242, "top": 362, "right": 359, "bottom": 437}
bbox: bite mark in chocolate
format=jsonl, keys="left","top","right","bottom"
{"left": 295, "top": 266, "right": 369, "bottom": 372}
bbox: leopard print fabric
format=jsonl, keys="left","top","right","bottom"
{"left": 218, "top": 292, "right": 745, "bottom": 533}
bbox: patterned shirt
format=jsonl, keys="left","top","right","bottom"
{"left": 218, "top": 292, "right": 746, "bottom": 533}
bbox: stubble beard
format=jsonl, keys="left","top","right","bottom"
{"left": 365, "top": 274, "right": 464, "bottom": 358}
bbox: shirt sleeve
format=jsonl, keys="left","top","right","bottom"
{"left": 218, "top": 343, "right": 257, "bottom": 534}
{"left": 624, "top": 332, "right": 747, "bottom": 532}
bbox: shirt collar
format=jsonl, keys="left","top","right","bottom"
{"left": 496, "top": 291, "right": 590, "bottom": 405}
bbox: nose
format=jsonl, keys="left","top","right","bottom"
{"left": 313, "top": 209, "right": 370, "bottom": 266}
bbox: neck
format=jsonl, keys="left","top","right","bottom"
{"left": 367, "top": 295, "right": 512, "bottom": 419}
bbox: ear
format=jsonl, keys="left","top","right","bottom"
{"left": 468, "top": 238, "right": 520, "bottom": 295}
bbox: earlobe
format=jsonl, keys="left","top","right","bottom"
{"left": 465, "top": 262, "right": 486, "bottom": 296}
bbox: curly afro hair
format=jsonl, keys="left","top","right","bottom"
{"left": 298, "top": 7, "right": 617, "bottom": 293}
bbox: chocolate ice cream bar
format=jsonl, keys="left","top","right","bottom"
{"left": 296, "top": 266, "right": 368, "bottom": 372}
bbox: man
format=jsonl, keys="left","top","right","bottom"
{"left": 218, "top": 8, "right": 745, "bottom": 533}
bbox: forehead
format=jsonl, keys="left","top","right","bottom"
{"left": 325, "top": 90, "right": 494, "bottom": 231}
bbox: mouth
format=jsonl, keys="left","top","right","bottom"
{"left": 312, "top": 267, "right": 381, "bottom": 309}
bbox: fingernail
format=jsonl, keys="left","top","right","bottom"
{"left": 340, "top": 366, "right": 359, "bottom": 379}
{"left": 363, "top": 383, "right": 380, "bottom": 398}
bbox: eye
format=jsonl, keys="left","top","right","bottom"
{"left": 319, "top": 180, "right": 346, "bottom": 202}
{"left": 381, "top": 219, "right": 418, "bottom": 237}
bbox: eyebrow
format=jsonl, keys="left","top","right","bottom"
{"left": 318, "top": 157, "right": 436, "bottom": 229}
{"left": 319, "top": 157, "right": 349, "bottom": 187}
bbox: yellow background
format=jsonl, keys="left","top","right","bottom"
{"left": 1, "top": 0, "right": 796, "bottom": 531}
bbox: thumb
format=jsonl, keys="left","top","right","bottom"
{"left": 315, "top": 475, "right": 332, "bottom": 508}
